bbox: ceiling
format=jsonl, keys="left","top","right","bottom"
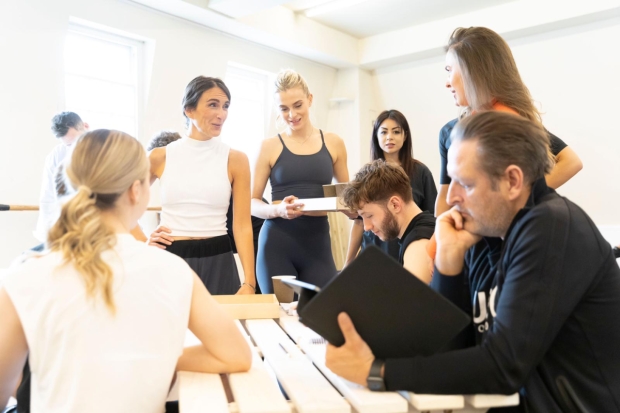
{"left": 130, "top": 0, "right": 620, "bottom": 69}
{"left": 286, "top": 0, "right": 516, "bottom": 38}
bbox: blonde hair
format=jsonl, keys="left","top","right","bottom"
{"left": 48, "top": 129, "right": 149, "bottom": 313}
{"left": 274, "top": 69, "right": 310, "bottom": 96}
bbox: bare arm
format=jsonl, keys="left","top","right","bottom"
{"left": 403, "top": 239, "right": 433, "bottom": 284}
{"left": 435, "top": 184, "right": 450, "bottom": 216}
{"left": 328, "top": 133, "right": 350, "bottom": 184}
{"left": 130, "top": 225, "right": 147, "bottom": 242}
{"left": 148, "top": 147, "right": 166, "bottom": 185}
{"left": 0, "top": 288, "right": 28, "bottom": 408}
{"left": 545, "top": 147, "right": 582, "bottom": 189}
{"left": 344, "top": 220, "right": 363, "bottom": 267}
{"left": 177, "top": 273, "right": 252, "bottom": 373}
{"left": 229, "top": 150, "right": 256, "bottom": 294}
{"left": 251, "top": 139, "right": 282, "bottom": 219}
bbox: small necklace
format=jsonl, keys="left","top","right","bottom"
{"left": 288, "top": 128, "right": 314, "bottom": 146}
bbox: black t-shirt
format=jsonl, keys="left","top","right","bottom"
{"left": 438, "top": 118, "right": 568, "bottom": 185}
{"left": 361, "top": 162, "right": 437, "bottom": 260}
{"left": 397, "top": 211, "right": 436, "bottom": 265}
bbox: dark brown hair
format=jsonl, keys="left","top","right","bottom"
{"left": 182, "top": 76, "right": 231, "bottom": 128}
{"left": 370, "top": 109, "right": 421, "bottom": 179}
{"left": 342, "top": 159, "right": 413, "bottom": 211}
{"left": 147, "top": 130, "right": 182, "bottom": 151}
{"left": 451, "top": 111, "right": 552, "bottom": 187}
{"left": 51, "top": 111, "right": 84, "bottom": 138}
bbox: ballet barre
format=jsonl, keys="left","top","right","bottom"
{"left": 0, "top": 204, "right": 162, "bottom": 211}
{"left": 178, "top": 308, "right": 519, "bottom": 413}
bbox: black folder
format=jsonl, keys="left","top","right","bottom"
{"left": 282, "top": 246, "right": 471, "bottom": 359}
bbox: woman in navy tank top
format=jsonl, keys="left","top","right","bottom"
{"left": 251, "top": 69, "right": 350, "bottom": 293}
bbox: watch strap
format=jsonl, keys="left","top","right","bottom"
{"left": 367, "top": 358, "right": 386, "bottom": 391}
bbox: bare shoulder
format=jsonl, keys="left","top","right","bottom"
{"left": 322, "top": 131, "right": 346, "bottom": 161}
{"left": 228, "top": 149, "right": 250, "bottom": 179}
{"left": 149, "top": 147, "right": 166, "bottom": 168}
{"left": 323, "top": 131, "right": 346, "bottom": 151}
{"left": 229, "top": 148, "right": 249, "bottom": 163}
{"left": 261, "top": 135, "right": 283, "bottom": 152}
{"left": 322, "top": 131, "right": 344, "bottom": 145}
{"left": 257, "top": 135, "right": 285, "bottom": 165}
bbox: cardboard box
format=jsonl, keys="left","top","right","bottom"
{"left": 213, "top": 294, "right": 280, "bottom": 319}
{"left": 322, "top": 183, "right": 348, "bottom": 197}
{"left": 298, "top": 197, "right": 349, "bottom": 212}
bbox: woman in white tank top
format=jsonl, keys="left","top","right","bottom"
{"left": 0, "top": 130, "right": 251, "bottom": 412}
{"left": 148, "top": 76, "right": 257, "bottom": 296}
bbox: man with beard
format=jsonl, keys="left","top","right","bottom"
{"left": 341, "top": 160, "right": 436, "bottom": 284}
{"left": 326, "top": 111, "right": 620, "bottom": 412}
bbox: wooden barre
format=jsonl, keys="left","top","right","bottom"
{"left": 0, "top": 204, "right": 162, "bottom": 212}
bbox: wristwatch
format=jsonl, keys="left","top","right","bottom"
{"left": 367, "top": 358, "right": 386, "bottom": 391}
{"left": 613, "top": 246, "right": 620, "bottom": 259}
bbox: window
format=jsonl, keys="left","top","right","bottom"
{"left": 64, "top": 24, "right": 142, "bottom": 137}
{"left": 221, "top": 64, "right": 274, "bottom": 175}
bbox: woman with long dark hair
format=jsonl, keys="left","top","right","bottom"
{"left": 344, "top": 109, "right": 437, "bottom": 266}
{"left": 435, "top": 26, "right": 582, "bottom": 215}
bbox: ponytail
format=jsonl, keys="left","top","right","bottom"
{"left": 48, "top": 129, "right": 149, "bottom": 314}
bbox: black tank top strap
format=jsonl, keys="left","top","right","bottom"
{"left": 319, "top": 129, "right": 324, "bottom": 144}
{"left": 277, "top": 133, "right": 285, "bottom": 146}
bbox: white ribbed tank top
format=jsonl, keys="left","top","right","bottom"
{"left": 160, "top": 136, "right": 231, "bottom": 237}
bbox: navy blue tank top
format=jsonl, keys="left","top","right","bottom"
{"left": 270, "top": 130, "right": 334, "bottom": 201}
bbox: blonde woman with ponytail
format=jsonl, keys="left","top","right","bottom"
{"left": 0, "top": 130, "right": 250, "bottom": 412}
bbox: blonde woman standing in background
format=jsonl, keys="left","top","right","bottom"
{"left": 251, "top": 69, "right": 350, "bottom": 293}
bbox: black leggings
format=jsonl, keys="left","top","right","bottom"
{"left": 257, "top": 216, "right": 337, "bottom": 293}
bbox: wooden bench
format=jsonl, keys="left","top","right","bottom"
{"left": 178, "top": 307, "right": 519, "bottom": 413}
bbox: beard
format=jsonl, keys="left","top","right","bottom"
{"left": 379, "top": 209, "right": 401, "bottom": 241}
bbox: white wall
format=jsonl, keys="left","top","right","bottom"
{"left": 0, "top": 0, "right": 337, "bottom": 267}
{"left": 2, "top": 2, "right": 618, "bottom": 267}
{"left": 374, "top": 17, "right": 620, "bottom": 245}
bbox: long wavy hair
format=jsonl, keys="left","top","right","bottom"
{"left": 48, "top": 129, "right": 149, "bottom": 313}
{"left": 370, "top": 109, "right": 420, "bottom": 179}
{"left": 447, "top": 27, "right": 542, "bottom": 126}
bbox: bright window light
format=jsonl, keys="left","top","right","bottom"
{"left": 221, "top": 65, "right": 273, "bottom": 172}
{"left": 64, "top": 25, "right": 142, "bottom": 138}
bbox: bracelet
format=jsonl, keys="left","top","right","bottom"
{"left": 242, "top": 282, "right": 256, "bottom": 291}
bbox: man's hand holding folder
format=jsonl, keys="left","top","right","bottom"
{"left": 325, "top": 312, "right": 375, "bottom": 387}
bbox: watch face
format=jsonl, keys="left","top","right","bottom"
{"left": 367, "top": 377, "right": 385, "bottom": 392}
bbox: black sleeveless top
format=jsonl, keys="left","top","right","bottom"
{"left": 270, "top": 130, "right": 334, "bottom": 201}
{"left": 398, "top": 211, "right": 436, "bottom": 265}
